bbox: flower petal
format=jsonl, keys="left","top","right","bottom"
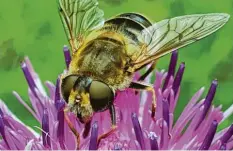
{"left": 199, "top": 120, "right": 218, "bottom": 150}
{"left": 172, "top": 62, "right": 185, "bottom": 97}
{"left": 148, "top": 132, "right": 159, "bottom": 150}
{"left": 42, "top": 109, "right": 51, "bottom": 148}
{"left": 89, "top": 121, "right": 98, "bottom": 150}
{"left": 131, "top": 113, "right": 145, "bottom": 149}
{"left": 195, "top": 80, "right": 218, "bottom": 130}
{"left": 45, "top": 81, "right": 55, "bottom": 100}
{"left": 63, "top": 45, "right": 71, "bottom": 68}
{"left": 12, "top": 91, "right": 39, "bottom": 122}
{"left": 220, "top": 124, "right": 233, "bottom": 145}
{"left": 163, "top": 50, "right": 178, "bottom": 91}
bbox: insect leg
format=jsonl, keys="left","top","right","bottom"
{"left": 109, "top": 104, "right": 117, "bottom": 126}
{"left": 82, "top": 120, "right": 91, "bottom": 138}
{"left": 64, "top": 109, "right": 80, "bottom": 149}
{"left": 138, "top": 61, "right": 157, "bottom": 81}
{"left": 97, "top": 105, "right": 117, "bottom": 146}
{"left": 129, "top": 81, "right": 156, "bottom": 118}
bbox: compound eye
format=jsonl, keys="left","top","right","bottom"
{"left": 89, "top": 80, "right": 114, "bottom": 111}
{"left": 61, "top": 75, "right": 79, "bottom": 102}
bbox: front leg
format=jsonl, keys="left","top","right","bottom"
{"left": 82, "top": 120, "right": 91, "bottom": 138}
{"left": 97, "top": 105, "right": 117, "bottom": 146}
{"left": 138, "top": 61, "right": 157, "bottom": 81}
{"left": 64, "top": 109, "right": 80, "bottom": 149}
{"left": 129, "top": 81, "right": 156, "bottom": 118}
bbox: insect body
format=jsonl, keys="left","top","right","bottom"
{"left": 58, "top": 0, "right": 230, "bottom": 143}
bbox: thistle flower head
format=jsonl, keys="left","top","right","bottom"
{"left": 0, "top": 47, "right": 233, "bottom": 150}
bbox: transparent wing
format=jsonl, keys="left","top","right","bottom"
{"left": 133, "top": 13, "right": 230, "bottom": 69}
{"left": 58, "top": 0, "right": 104, "bottom": 53}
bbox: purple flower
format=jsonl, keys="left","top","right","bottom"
{"left": 0, "top": 46, "right": 233, "bottom": 150}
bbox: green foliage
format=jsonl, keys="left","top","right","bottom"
{"left": 0, "top": 0, "right": 232, "bottom": 130}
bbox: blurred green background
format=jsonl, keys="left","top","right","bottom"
{"left": 0, "top": 0, "right": 232, "bottom": 130}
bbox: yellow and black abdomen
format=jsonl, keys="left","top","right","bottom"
{"left": 103, "top": 13, "right": 152, "bottom": 45}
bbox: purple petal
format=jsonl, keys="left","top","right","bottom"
{"left": 55, "top": 77, "right": 61, "bottom": 109}
{"left": 25, "top": 139, "right": 46, "bottom": 150}
{"left": 199, "top": 120, "right": 218, "bottom": 150}
{"left": 0, "top": 115, "right": 9, "bottom": 149}
{"left": 7, "top": 128, "right": 26, "bottom": 150}
{"left": 155, "top": 89, "right": 163, "bottom": 121}
{"left": 5, "top": 116, "right": 37, "bottom": 139}
{"left": 45, "top": 81, "right": 55, "bottom": 100}
{"left": 220, "top": 143, "right": 227, "bottom": 150}
{"left": 21, "top": 61, "right": 37, "bottom": 97}
{"left": 56, "top": 99, "right": 66, "bottom": 112}
{"left": 22, "top": 58, "right": 46, "bottom": 110}
{"left": 163, "top": 99, "right": 169, "bottom": 130}
{"left": 150, "top": 118, "right": 162, "bottom": 141}
{"left": 24, "top": 56, "right": 35, "bottom": 74}
{"left": 220, "top": 124, "right": 233, "bottom": 145}
{"left": 169, "top": 114, "right": 173, "bottom": 132}
{"left": 148, "top": 132, "right": 159, "bottom": 150}
{"left": 57, "top": 101, "right": 65, "bottom": 149}
{"left": 195, "top": 106, "right": 216, "bottom": 142}
{"left": 163, "top": 50, "right": 178, "bottom": 91}
{"left": 28, "top": 89, "right": 44, "bottom": 120}
{"left": 64, "top": 120, "right": 77, "bottom": 149}
{"left": 0, "top": 101, "right": 38, "bottom": 138}
{"left": 89, "top": 121, "right": 98, "bottom": 150}
{"left": 168, "top": 89, "right": 175, "bottom": 112}
{"left": 4, "top": 128, "right": 18, "bottom": 149}
{"left": 140, "top": 90, "right": 151, "bottom": 129}
{"left": 162, "top": 85, "right": 172, "bottom": 100}
{"left": 182, "top": 136, "right": 198, "bottom": 150}
{"left": 131, "top": 113, "right": 145, "bottom": 150}
{"left": 0, "top": 109, "right": 3, "bottom": 116}
{"left": 175, "top": 87, "right": 205, "bottom": 123}
{"left": 209, "top": 140, "right": 221, "bottom": 150}
{"left": 113, "top": 143, "right": 123, "bottom": 150}
{"left": 12, "top": 91, "right": 39, "bottom": 122}
{"left": 63, "top": 45, "right": 71, "bottom": 68}
{"left": 0, "top": 108, "right": 11, "bottom": 128}
{"left": 154, "top": 71, "right": 166, "bottom": 90}
{"left": 170, "top": 87, "right": 181, "bottom": 113}
{"left": 172, "top": 62, "right": 185, "bottom": 97}
{"left": 115, "top": 89, "right": 139, "bottom": 135}
{"left": 0, "top": 143, "right": 8, "bottom": 150}
{"left": 42, "top": 109, "right": 51, "bottom": 148}
{"left": 195, "top": 80, "right": 218, "bottom": 130}
{"left": 160, "top": 120, "right": 169, "bottom": 150}
{"left": 170, "top": 104, "right": 204, "bottom": 148}
{"left": 225, "top": 139, "right": 233, "bottom": 150}
{"left": 213, "top": 128, "right": 228, "bottom": 143}
{"left": 24, "top": 139, "right": 35, "bottom": 150}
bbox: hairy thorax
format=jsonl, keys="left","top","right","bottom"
{"left": 69, "top": 38, "right": 133, "bottom": 90}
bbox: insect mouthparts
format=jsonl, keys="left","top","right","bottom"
{"left": 75, "top": 96, "right": 81, "bottom": 103}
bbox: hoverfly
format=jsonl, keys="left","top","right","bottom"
{"left": 58, "top": 0, "right": 230, "bottom": 145}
